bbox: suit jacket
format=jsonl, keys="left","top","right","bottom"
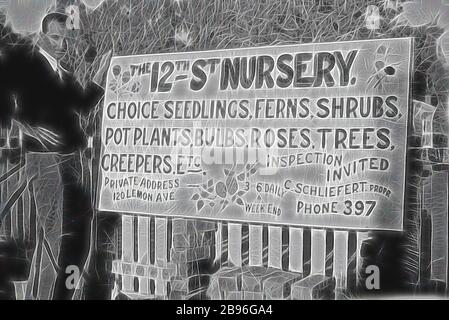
{"left": 0, "top": 25, "right": 104, "bottom": 154}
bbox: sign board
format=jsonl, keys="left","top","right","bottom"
{"left": 97, "top": 38, "right": 413, "bottom": 231}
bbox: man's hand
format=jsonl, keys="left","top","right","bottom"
{"left": 92, "top": 50, "right": 112, "bottom": 88}
{"left": 13, "top": 119, "right": 62, "bottom": 151}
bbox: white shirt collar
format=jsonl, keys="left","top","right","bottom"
{"left": 39, "top": 47, "right": 58, "bottom": 73}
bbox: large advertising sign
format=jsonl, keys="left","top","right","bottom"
{"left": 97, "top": 38, "right": 412, "bottom": 231}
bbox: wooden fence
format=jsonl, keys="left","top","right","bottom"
{"left": 113, "top": 215, "right": 366, "bottom": 299}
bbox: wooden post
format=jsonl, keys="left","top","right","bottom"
{"left": 121, "top": 215, "right": 134, "bottom": 293}
{"left": 215, "top": 221, "right": 222, "bottom": 265}
{"left": 268, "top": 226, "right": 282, "bottom": 269}
{"left": 137, "top": 216, "right": 150, "bottom": 295}
{"left": 310, "top": 229, "right": 326, "bottom": 275}
{"left": 356, "top": 232, "right": 370, "bottom": 290}
{"left": 154, "top": 217, "right": 168, "bottom": 297}
{"left": 288, "top": 228, "right": 303, "bottom": 274}
{"left": 429, "top": 170, "right": 448, "bottom": 285}
{"left": 249, "top": 225, "right": 263, "bottom": 266}
{"left": 333, "top": 231, "right": 349, "bottom": 297}
{"left": 0, "top": 127, "right": 6, "bottom": 238}
{"left": 227, "top": 223, "right": 242, "bottom": 267}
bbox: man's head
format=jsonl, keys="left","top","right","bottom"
{"left": 40, "top": 12, "right": 69, "bottom": 60}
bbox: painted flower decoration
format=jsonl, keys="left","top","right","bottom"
{"left": 190, "top": 163, "right": 259, "bottom": 213}
{"left": 108, "top": 64, "right": 141, "bottom": 96}
{"left": 367, "top": 44, "right": 401, "bottom": 89}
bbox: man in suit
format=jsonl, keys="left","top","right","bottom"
{"left": 0, "top": 11, "right": 111, "bottom": 299}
